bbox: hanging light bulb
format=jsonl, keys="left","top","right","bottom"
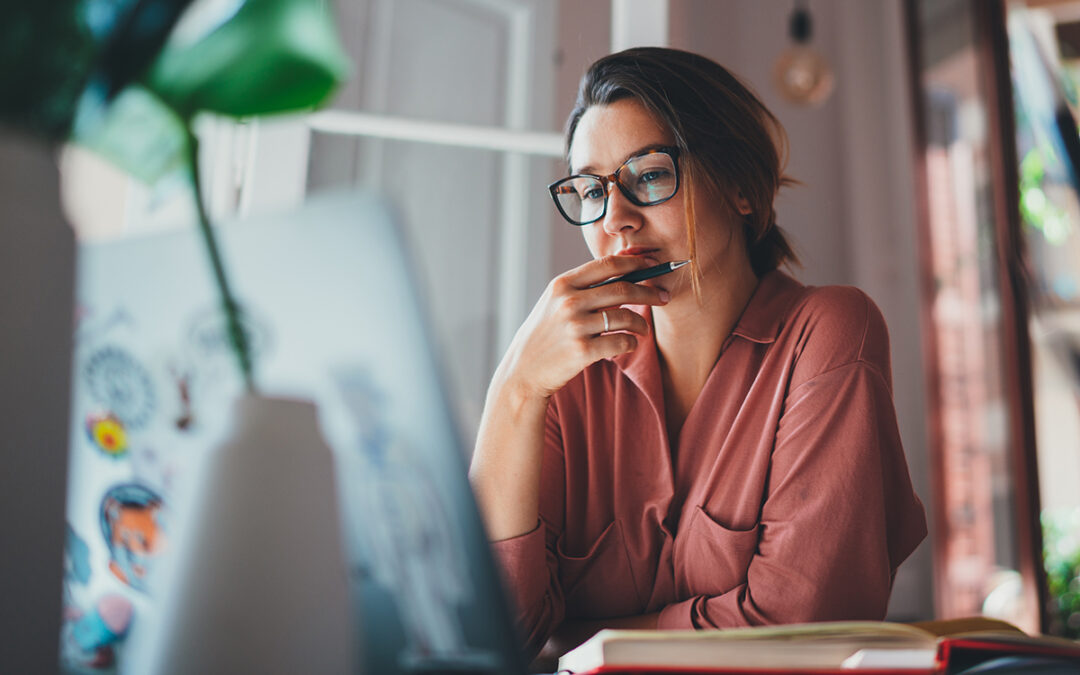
{"left": 773, "top": 0, "right": 835, "bottom": 106}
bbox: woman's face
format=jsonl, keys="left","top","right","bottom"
{"left": 569, "top": 98, "right": 748, "bottom": 297}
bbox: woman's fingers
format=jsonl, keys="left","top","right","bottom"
{"left": 587, "top": 331, "right": 640, "bottom": 361}
{"left": 586, "top": 280, "right": 670, "bottom": 309}
{"left": 563, "top": 254, "right": 655, "bottom": 288}
{"left": 561, "top": 256, "right": 672, "bottom": 308}
{"left": 592, "top": 306, "right": 649, "bottom": 336}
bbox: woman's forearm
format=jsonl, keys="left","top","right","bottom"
{"left": 469, "top": 373, "right": 550, "bottom": 541}
{"left": 560, "top": 612, "right": 661, "bottom": 643}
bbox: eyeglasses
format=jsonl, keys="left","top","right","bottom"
{"left": 547, "top": 146, "right": 681, "bottom": 226}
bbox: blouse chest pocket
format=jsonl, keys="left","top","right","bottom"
{"left": 674, "top": 505, "right": 760, "bottom": 597}
{"left": 555, "top": 519, "right": 644, "bottom": 618}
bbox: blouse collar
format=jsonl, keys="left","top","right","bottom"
{"left": 612, "top": 269, "right": 804, "bottom": 390}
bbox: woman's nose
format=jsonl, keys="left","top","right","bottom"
{"left": 600, "top": 182, "right": 643, "bottom": 236}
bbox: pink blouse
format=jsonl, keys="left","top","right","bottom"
{"left": 491, "top": 270, "right": 927, "bottom": 658}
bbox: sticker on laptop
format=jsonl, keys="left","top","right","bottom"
{"left": 100, "top": 483, "right": 167, "bottom": 593}
{"left": 83, "top": 345, "right": 156, "bottom": 430}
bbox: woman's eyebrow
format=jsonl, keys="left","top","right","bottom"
{"left": 572, "top": 143, "right": 673, "bottom": 175}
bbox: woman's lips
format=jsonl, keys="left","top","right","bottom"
{"left": 616, "top": 247, "right": 661, "bottom": 265}
{"left": 617, "top": 246, "right": 658, "bottom": 256}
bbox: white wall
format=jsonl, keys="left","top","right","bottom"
{"left": 835, "top": 0, "right": 933, "bottom": 621}
{"left": 548, "top": 0, "right": 934, "bottom": 620}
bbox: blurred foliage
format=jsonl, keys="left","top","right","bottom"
{"left": 0, "top": 1, "right": 192, "bottom": 142}
{"left": 1019, "top": 147, "right": 1073, "bottom": 246}
{"left": 1, "top": 0, "right": 347, "bottom": 178}
{"left": 72, "top": 85, "right": 190, "bottom": 185}
{"left": 72, "top": 0, "right": 349, "bottom": 186}
{"left": 1043, "top": 507, "right": 1080, "bottom": 638}
{"left": 146, "top": 0, "right": 348, "bottom": 119}
{"left": 0, "top": 6, "right": 96, "bottom": 139}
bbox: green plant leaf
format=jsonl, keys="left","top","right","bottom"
{"left": 145, "top": 0, "right": 350, "bottom": 119}
{"left": 72, "top": 84, "right": 189, "bottom": 184}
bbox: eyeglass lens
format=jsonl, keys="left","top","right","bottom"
{"left": 552, "top": 151, "right": 677, "bottom": 225}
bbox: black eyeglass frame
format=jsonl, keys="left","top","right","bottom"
{"left": 547, "top": 146, "right": 682, "bottom": 226}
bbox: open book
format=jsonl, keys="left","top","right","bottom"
{"left": 557, "top": 618, "right": 1080, "bottom": 674}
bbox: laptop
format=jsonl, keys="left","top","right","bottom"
{"left": 63, "top": 191, "right": 525, "bottom": 674}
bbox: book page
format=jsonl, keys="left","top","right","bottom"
{"left": 559, "top": 621, "right": 938, "bottom": 673}
{"left": 592, "top": 621, "right": 937, "bottom": 644}
{"left": 908, "top": 616, "right": 1025, "bottom": 637}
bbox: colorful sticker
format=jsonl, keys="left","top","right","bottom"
{"left": 64, "top": 523, "right": 92, "bottom": 587}
{"left": 170, "top": 366, "right": 195, "bottom": 431}
{"left": 85, "top": 413, "right": 129, "bottom": 458}
{"left": 61, "top": 527, "right": 133, "bottom": 672}
{"left": 100, "top": 483, "right": 167, "bottom": 593}
{"left": 82, "top": 346, "right": 156, "bottom": 430}
{"left": 60, "top": 594, "right": 133, "bottom": 672}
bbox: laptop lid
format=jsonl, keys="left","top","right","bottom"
{"left": 64, "top": 191, "right": 525, "bottom": 674}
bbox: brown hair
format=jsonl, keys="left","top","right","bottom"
{"left": 566, "top": 47, "right": 799, "bottom": 279}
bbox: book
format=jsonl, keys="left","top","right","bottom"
{"left": 556, "top": 618, "right": 1080, "bottom": 674}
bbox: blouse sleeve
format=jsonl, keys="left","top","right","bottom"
{"left": 657, "top": 289, "right": 927, "bottom": 629}
{"left": 487, "top": 397, "right": 568, "bottom": 658}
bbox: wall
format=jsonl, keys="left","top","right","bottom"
{"left": 550, "top": 0, "right": 613, "bottom": 273}
{"left": 549, "top": 0, "right": 934, "bottom": 620}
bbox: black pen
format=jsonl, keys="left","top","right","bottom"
{"left": 589, "top": 260, "right": 690, "bottom": 288}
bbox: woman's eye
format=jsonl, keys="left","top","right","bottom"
{"left": 640, "top": 169, "right": 670, "bottom": 183}
{"left": 581, "top": 186, "right": 605, "bottom": 201}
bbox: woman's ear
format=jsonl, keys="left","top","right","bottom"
{"left": 735, "top": 191, "right": 752, "bottom": 216}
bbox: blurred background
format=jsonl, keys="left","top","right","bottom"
{"left": 10, "top": 0, "right": 1080, "bottom": 664}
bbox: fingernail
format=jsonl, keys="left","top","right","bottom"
{"left": 659, "top": 290, "right": 671, "bottom": 303}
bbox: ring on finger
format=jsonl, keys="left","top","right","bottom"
{"left": 602, "top": 310, "right": 610, "bottom": 333}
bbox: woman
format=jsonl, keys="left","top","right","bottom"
{"left": 469, "top": 47, "right": 927, "bottom": 661}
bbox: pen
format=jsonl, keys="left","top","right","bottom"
{"left": 589, "top": 260, "right": 690, "bottom": 288}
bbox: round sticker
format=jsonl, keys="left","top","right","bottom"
{"left": 85, "top": 413, "right": 129, "bottom": 458}
{"left": 83, "top": 346, "right": 156, "bottom": 430}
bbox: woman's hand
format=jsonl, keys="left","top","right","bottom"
{"left": 471, "top": 256, "right": 668, "bottom": 542}
{"left": 496, "top": 255, "right": 670, "bottom": 401}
